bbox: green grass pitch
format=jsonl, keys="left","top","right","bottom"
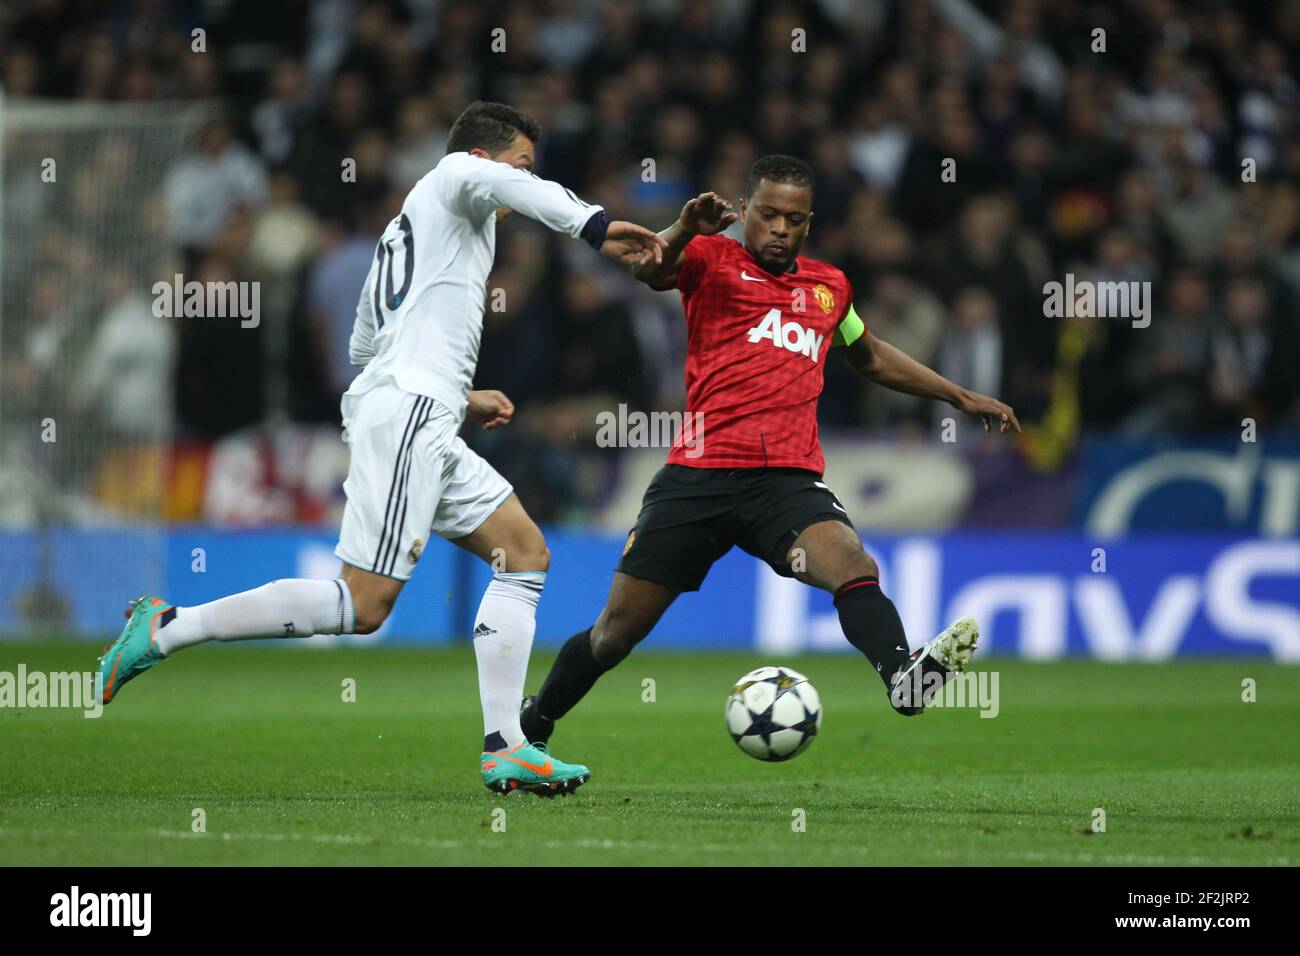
{"left": 1, "top": 640, "right": 1297, "bottom": 866}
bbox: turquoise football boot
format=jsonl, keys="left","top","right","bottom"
{"left": 96, "top": 595, "right": 173, "bottom": 705}
{"left": 481, "top": 742, "right": 591, "bottom": 797}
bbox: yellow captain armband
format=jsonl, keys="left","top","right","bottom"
{"left": 831, "top": 303, "right": 865, "bottom": 348}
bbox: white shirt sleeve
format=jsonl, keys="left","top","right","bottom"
{"left": 441, "top": 153, "right": 603, "bottom": 238}
{"left": 348, "top": 250, "right": 379, "bottom": 366}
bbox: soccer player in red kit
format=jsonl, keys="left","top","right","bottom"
{"left": 522, "top": 155, "right": 1020, "bottom": 745}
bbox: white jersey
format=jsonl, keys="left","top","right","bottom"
{"left": 345, "top": 151, "right": 602, "bottom": 419}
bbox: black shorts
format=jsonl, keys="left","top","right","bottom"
{"left": 616, "top": 464, "right": 854, "bottom": 592}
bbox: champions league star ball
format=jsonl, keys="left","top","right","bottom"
{"left": 725, "top": 666, "right": 822, "bottom": 761}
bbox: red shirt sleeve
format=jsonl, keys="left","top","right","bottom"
{"left": 676, "top": 234, "right": 728, "bottom": 296}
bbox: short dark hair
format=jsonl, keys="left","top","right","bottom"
{"left": 746, "top": 154, "right": 815, "bottom": 198}
{"left": 446, "top": 101, "right": 542, "bottom": 155}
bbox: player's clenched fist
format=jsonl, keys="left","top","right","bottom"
{"left": 467, "top": 389, "right": 515, "bottom": 430}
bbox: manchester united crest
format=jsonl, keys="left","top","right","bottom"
{"left": 813, "top": 283, "right": 835, "bottom": 315}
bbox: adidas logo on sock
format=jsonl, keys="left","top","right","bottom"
{"left": 473, "top": 623, "right": 497, "bottom": 637}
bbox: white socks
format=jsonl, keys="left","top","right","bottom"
{"left": 155, "top": 571, "right": 544, "bottom": 755}
{"left": 473, "top": 571, "right": 545, "bottom": 752}
{"left": 154, "top": 579, "right": 355, "bottom": 656}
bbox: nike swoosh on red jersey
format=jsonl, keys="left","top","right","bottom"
{"left": 740, "top": 270, "right": 769, "bottom": 282}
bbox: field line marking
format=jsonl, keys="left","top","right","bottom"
{"left": 0, "top": 827, "right": 1291, "bottom": 866}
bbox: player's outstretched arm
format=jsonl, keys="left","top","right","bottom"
{"left": 456, "top": 158, "right": 666, "bottom": 266}
{"left": 631, "top": 192, "right": 738, "bottom": 290}
{"left": 844, "top": 331, "right": 1021, "bottom": 435}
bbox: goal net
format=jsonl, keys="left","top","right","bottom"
{"left": 0, "top": 93, "right": 212, "bottom": 637}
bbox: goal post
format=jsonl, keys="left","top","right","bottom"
{"left": 0, "top": 92, "right": 213, "bottom": 637}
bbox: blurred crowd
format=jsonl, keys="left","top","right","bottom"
{"left": 2, "top": 0, "right": 1299, "bottom": 524}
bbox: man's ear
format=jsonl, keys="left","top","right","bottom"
{"left": 468, "top": 147, "right": 488, "bottom": 159}
{"left": 738, "top": 197, "right": 748, "bottom": 222}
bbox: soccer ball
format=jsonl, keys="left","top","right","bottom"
{"left": 725, "top": 666, "right": 822, "bottom": 761}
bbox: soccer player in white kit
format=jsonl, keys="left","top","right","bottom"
{"left": 95, "top": 102, "right": 667, "bottom": 797}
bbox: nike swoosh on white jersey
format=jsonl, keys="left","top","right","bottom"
{"left": 740, "top": 270, "right": 769, "bottom": 282}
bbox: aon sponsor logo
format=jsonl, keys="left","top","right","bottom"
{"left": 746, "top": 309, "right": 824, "bottom": 361}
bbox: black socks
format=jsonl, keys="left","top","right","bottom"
{"left": 534, "top": 583, "right": 907, "bottom": 723}
{"left": 536, "top": 628, "right": 609, "bottom": 721}
{"left": 834, "top": 577, "right": 912, "bottom": 689}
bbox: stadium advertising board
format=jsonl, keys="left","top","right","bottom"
{"left": 1, "top": 529, "right": 1292, "bottom": 659}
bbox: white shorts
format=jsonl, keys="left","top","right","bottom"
{"left": 335, "top": 384, "right": 513, "bottom": 580}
